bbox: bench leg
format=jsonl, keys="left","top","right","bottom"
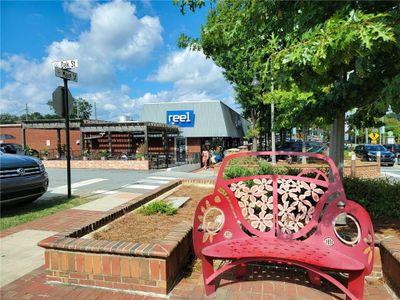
{"left": 347, "top": 270, "right": 365, "bottom": 300}
{"left": 236, "top": 263, "right": 247, "bottom": 279}
{"left": 307, "top": 270, "right": 321, "bottom": 286}
{"left": 202, "top": 256, "right": 216, "bottom": 297}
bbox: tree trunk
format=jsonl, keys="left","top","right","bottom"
{"left": 252, "top": 136, "right": 258, "bottom": 151}
{"left": 302, "top": 124, "right": 307, "bottom": 164}
{"left": 329, "top": 112, "right": 345, "bottom": 177}
{"left": 251, "top": 108, "right": 258, "bottom": 151}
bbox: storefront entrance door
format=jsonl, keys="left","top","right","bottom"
{"left": 176, "top": 137, "right": 186, "bottom": 163}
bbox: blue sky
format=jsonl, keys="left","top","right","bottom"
{"left": 1, "top": 0, "right": 235, "bottom": 120}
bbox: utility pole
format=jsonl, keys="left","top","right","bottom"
{"left": 25, "top": 103, "right": 28, "bottom": 121}
{"left": 94, "top": 102, "right": 97, "bottom": 120}
{"left": 63, "top": 78, "right": 72, "bottom": 199}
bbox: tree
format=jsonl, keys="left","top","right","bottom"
{"left": 0, "top": 113, "right": 19, "bottom": 124}
{"left": 175, "top": 0, "right": 400, "bottom": 173}
{"left": 47, "top": 97, "right": 92, "bottom": 119}
{"left": 71, "top": 97, "right": 92, "bottom": 119}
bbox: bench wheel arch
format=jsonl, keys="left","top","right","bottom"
{"left": 193, "top": 190, "right": 247, "bottom": 259}
{"left": 317, "top": 197, "right": 375, "bottom": 274}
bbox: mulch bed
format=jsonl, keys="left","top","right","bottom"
{"left": 93, "top": 185, "right": 214, "bottom": 244}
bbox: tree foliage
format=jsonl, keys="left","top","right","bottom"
{"left": 47, "top": 97, "right": 92, "bottom": 119}
{"left": 176, "top": 0, "right": 400, "bottom": 129}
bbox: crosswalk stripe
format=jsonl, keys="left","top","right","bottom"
{"left": 148, "top": 176, "right": 178, "bottom": 181}
{"left": 137, "top": 179, "right": 170, "bottom": 184}
{"left": 48, "top": 178, "right": 108, "bottom": 193}
{"left": 92, "top": 190, "right": 119, "bottom": 195}
{"left": 125, "top": 184, "right": 159, "bottom": 190}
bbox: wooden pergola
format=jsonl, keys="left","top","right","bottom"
{"left": 21, "top": 119, "right": 180, "bottom": 157}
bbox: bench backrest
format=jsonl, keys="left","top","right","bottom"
{"left": 214, "top": 151, "right": 343, "bottom": 240}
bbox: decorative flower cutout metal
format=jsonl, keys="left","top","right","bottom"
{"left": 197, "top": 200, "right": 225, "bottom": 243}
{"left": 229, "top": 177, "right": 326, "bottom": 234}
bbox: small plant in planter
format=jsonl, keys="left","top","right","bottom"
{"left": 99, "top": 150, "right": 108, "bottom": 160}
{"left": 40, "top": 148, "right": 49, "bottom": 160}
{"left": 135, "top": 153, "right": 144, "bottom": 160}
{"left": 138, "top": 200, "right": 177, "bottom": 216}
{"left": 82, "top": 150, "right": 89, "bottom": 160}
{"left": 135, "top": 144, "right": 146, "bottom": 160}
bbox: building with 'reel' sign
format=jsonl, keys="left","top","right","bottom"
{"left": 140, "top": 101, "right": 249, "bottom": 162}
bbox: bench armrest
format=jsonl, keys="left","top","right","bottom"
{"left": 193, "top": 190, "right": 247, "bottom": 258}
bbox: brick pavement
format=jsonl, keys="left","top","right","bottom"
{"left": 0, "top": 261, "right": 396, "bottom": 300}
{"left": 0, "top": 187, "right": 398, "bottom": 299}
{"left": 0, "top": 209, "right": 105, "bottom": 238}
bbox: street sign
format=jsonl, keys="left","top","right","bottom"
{"left": 52, "top": 86, "right": 73, "bottom": 117}
{"left": 55, "top": 67, "right": 78, "bottom": 82}
{"left": 52, "top": 59, "right": 79, "bottom": 69}
{"left": 369, "top": 132, "right": 379, "bottom": 144}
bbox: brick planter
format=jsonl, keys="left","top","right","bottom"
{"left": 38, "top": 180, "right": 194, "bottom": 296}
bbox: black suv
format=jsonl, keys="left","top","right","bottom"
{"left": 354, "top": 144, "right": 395, "bottom": 166}
{"left": 0, "top": 151, "right": 49, "bottom": 205}
{"left": 384, "top": 144, "right": 400, "bottom": 165}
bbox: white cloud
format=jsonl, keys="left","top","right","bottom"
{"left": 1, "top": 2, "right": 239, "bottom": 122}
{"left": 63, "top": 0, "right": 96, "bottom": 20}
{"left": 1, "top": 0, "right": 163, "bottom": 115}
{"left": 150, "top": 48, "right": 232, "bottom": 96}
{"left": 120, "top": 84, "right": 131, "bottom": 94}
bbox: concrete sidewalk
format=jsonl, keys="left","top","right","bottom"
{"left": 0, "top": 169, "right": 397, "bottom": 299}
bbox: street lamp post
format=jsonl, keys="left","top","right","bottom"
{"left": 252, "top": 76, "right": 276, "bottom": 164}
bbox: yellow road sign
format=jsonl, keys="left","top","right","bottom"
{"left": 369, "top": 132, "right": 379, "bottom": 144}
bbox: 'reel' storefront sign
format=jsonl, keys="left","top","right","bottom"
{"left": 166, "top": 110, "right": 195, "bottom": 127}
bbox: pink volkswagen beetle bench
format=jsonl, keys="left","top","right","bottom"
{"left": 193, "top": 151, "right": 374, "bottom": 299}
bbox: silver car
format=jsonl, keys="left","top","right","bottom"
{"left": 0, "top": 151, "right": 48, "bottom": 205}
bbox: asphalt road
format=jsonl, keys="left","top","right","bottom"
{"left": 381, "top": 163, "right": 400, "bottom": 180}
{"left": 39, "top": 166, "right": 213, "bottom": 201}
{"left": 41, "top": 168, "right": 157, "bottom": 201}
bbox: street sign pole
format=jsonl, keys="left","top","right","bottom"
{"left": 53, "top": 59, "right": 78, "bottom": 199}
{"left": 63, "top": 78, "right": 72, "bottom": 198}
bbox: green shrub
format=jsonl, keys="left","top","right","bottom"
{"left": 343, "top": 177, "right": 400, "bottom": 218}
{"left": 138, "top": 201, "right": 177, "bottom": 216}
{"left": 223, "top": 156, "right": 303, "bottom": 179}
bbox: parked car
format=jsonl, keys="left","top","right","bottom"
{"left": 276, "top": 141, "right": 327, "bottom": 160}
{"left": 353, "top": 144, "right": 395, "bottom": 166}
{"left": 0, "top": 151, "right": 49, "bottom": 206}
{"left": 0, "top": 143, "right": 25, "bottom": 155}
{"left": 384, "top": 144, "right": 400, "bottom": 165}
{"left": 0, "top": 143, "right": 39, "bottom": 157}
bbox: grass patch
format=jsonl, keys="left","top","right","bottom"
{"left": 137, "top": 200, "right": 177, "bottom": 216}
{"left": 0, "top": 196, "right": 92, "bottom": 230}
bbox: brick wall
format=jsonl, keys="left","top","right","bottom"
{"left": 42, "top": 222, "right": 193, "bottom": 295}
{"left": 381, "top": 239, "right": 400, "bottom": 297}
{"left": 45, "top": 251, "right": 171, "bottom": 294}
{"left": 0, "top": 125, "right": 81, "bottom": 152}
{"left": 43, "top": 159, "right": 149, "bottom": 170}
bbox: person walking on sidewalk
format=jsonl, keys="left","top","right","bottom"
{"left": 202, "top": 146, "right": 210, "bottom": 169}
